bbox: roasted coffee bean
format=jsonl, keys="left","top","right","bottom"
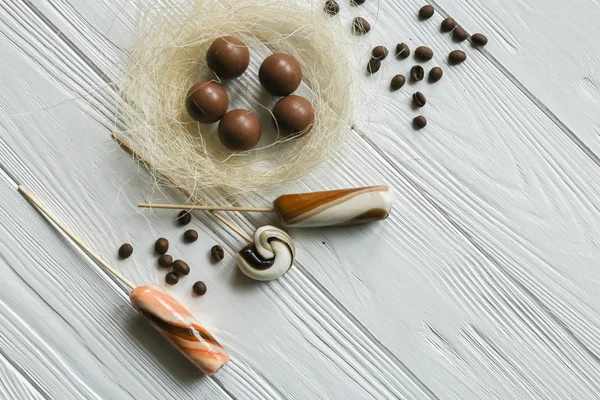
{"left": 351, "top": 0, "right": 366, "bottom": 5}
{"left": 211, "top": 245, "right": 225, "bottom": 262}
{"left": 448, "top": 50, "right": 467, "bottom": 64}
{"left": 372, "top": 46, "right": 389, "bottom": 60}
{"left": 324, "top": 0, "right": 340, "bottom": 15}
{"left": 154, "top": 238, "right": 169, "bottom": 255}
{"left": 412, "top": 92, "right": 427, "bottom": 107}
{"left": 410, "top": 65, "right": 425, "bottom": 81}
{"left": 441, "top": 17, "right": 456, "bottom": 32}
{"left": 453, "top": 26, "right": 468, "bottom": 42}
{"left": 184, "top": 229, "right": 198, "bottom": 243}
{"left": 429, "top": 67, "right": 443, "bottom": 82}
{"left": 177, "top": 210, "right": 192, "bottom": 225}
{"left": 118, "top": 243, "right": 133, "bottom": 259}
{"left": 367, "top": 58, "right": 381, "bottom": 73}
{"left": 172, "top": 260, "right": 190, "bottom": 276}
{"left": 418, "top": 5, "right": 434, "bottom": 19}
{"left": 390, "top": 74, "right": 406, "bottom": 90}
{"left": 413, "top": 115, "right": 428, "bottom": 129}
{"left": 165, "top": 272, "right": 179, "bottom": 285}
{"left": 415, "top": 46, "right": 433, "bottom": 61}
{"left": 352, "top": 17, "right": 371, "bottom": 34}
{"left": 395, "top": 43, "right": 410, "bottom": 59}
{"left": 158, "top": 254, "right": 173, "bottom": 268}
{"left": 471, "top": 33, "right": 488, "bottom": 46}
{"left": 193, "top": 281, "right": 207, "bottom": 296}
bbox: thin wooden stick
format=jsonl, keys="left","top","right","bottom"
{"left": 18, "top": 186, "right": 136, "bottom": 290}
{"left": 138, "top": 202, "right": 275, "bottom": 213}
{"left": 112, "top": 132, "right": 253, "bottom": 243}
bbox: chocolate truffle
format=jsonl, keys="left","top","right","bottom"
{"left": 218, "top": 109, "right": 261, "bottom": 151}
{"left": 185, "top": 81, "right": 229, "bottom": 123}
{"left": 273, "top": 95, "right": 315, "bottom": 137}
{"left": 206, "top": 36, "right": 250, "bottom": 79}
{"left": 259, "top": 53, "right": 302, "bottom": 96}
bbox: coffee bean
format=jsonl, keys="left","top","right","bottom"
{"left": 372, "top": 46, "right": 389, "bottom": 60}
{"left": 351, "top": 0, "right": 366, "bottom": 5}
{"left": 390, "top": 74, "right": 406, "bottom": 90}
{"left": 118, "top": 243, "right": 133, "bottom": 259}
{"left": 395, "top": 43, "right": 410, "bottom": 59}
{"left": 415, "top": 46, "right": 433, "bottom": 61}
{"left": 211, "top": 245, "right": 225, "bottom": 262}
{"left": 429, "top": 67, "right": 443, "bottom": 82}
{"left": 453, "top": 26, "right": 468, "bottom": 42}
{"left": 158, "top": 254, "right": 173, "bottom": 268}
{"left": 324, "top": 0, "right": 340, "bottom": 15}
{"left": 177, "top": 210, "right": 192, "bottom": 225}
{"left": 471, "top": 33, "right": 488, "bottom": 46}
{"left": 352, "top": 17, "right": 371, "bottom": 34}
{"left": 412, "top": 92, "right": 427, "bottom": 107}
{"left": 172, "top": 260, "right": 190, "bottom": 276}
{"left": 184, "top": 229, "right": 198, "bottom": 243}
{"left": 154, "top": 238, "right": 169, "bottom": 255}
{"left": 192, "top": 281, "right": 207, "bottom": 296}
{"left": 165, "top": 272, "right": 179, "bottom": 285}
{"left": 413, "top": 115, "right": 427, "bottom": 129}
{"left": 448, "top": 50, "right": 467, "bottom": 64}
{"left": 367, "top": 58, "right": 381, "bottom": 74}
{"left": 410, "top": 65, "right": 425, "bottom": 81}
{"left": 441, "top": 17, "right": 456, "bottom": 32}
{"left": 419, "top": 5, "right": 434, "bottom": 19}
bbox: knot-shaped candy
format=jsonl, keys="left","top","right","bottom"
{"left": 235, "top": 225, "right": 296, "bottom": 281}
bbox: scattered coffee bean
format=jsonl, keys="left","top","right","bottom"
{"left": 413, "top": 115, "right": 428, "bottom": 129}
{"left": 412, "top": 92, "right": 427, "bottom": 107}
{"left": 158, "top": 254, "right": 173, "bottom": 268}
{"left": 211, "top": 245, "right": 225, "bottom": 262}
{"left": 172, "top": 260, "right": 191, "bottom": 276}
{"left": 177, "top": 210, "right": 192, "bottom": 225}
{"left": 390, "top": 74, "right": 406, "bottom": 90}
{"left": 471, "top": 33, "right": 488, "bottom": 47}
{"left": 351, "top": 0, "right": 366, "bottom": 5}
{"left": 448, "top": 50, "right": 467, "bottom": 64}
{"left": 184, "top": 229, "right": 198, "bottom": 243}
{"left": 367, "top": 58, "right": 381, "bottom": 74}
{"left": 441, "top": 17, "right": 456, "bottom": 32}
{"left": 415, "top": 46, "right": 433, "bottom": 61}
{"left": 352, "top": 17, "right": 371, "bottom": 34}
{"left": 372, "top": 46, "right": 389, "bottom": 60}
{"left": 193, "top": 281, "right": 207, "bottom": 296}
{"left": 453, "top": 26, "right": 468, "bottom": 42}
{"left": 419, "top": 5, "right": 434, "bottom": 19}
{"left": 165, "top": 272, "right": 179, "bottom": 285}
{"left": 410, "top": 65, "right": 425, "bottom": 81}
{"left": 429, "top": 67, "right": 443, "bottom": 82}
{"left": 324, "top": 0, "right": 340, "bottom": 15}
{"left": 395, "top": 43, "right": 410, "bottom": 59}
{"left": 154, "top": 238, "right": 169, "bottom": 255}
{"left": 118, "top": 243, "right": 133, "bottom": 259}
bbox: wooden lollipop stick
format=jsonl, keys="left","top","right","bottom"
{"left": 18, "top": 186, "right": 136, "bottom": 290}
{"left": 138, "top": 202, "right": 275, "bottom": 213}
{"left": 112, "top": 133, "right": 252, "bottom": 243}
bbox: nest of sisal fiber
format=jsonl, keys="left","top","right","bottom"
{"left": 116, "top": 0, "right": 357, "bottom": 200}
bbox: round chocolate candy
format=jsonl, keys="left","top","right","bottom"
{"left": 206, "top": 36, "right": 250, "bottom": 79}
{"left": 192, "top": 281, "right": 207, "bottom": 296}
{"left": 165, "top": 272, "right": 179, "bottom": 285}
{"left": 184, "top": 229, "right": 198, "bottom": 243}
{"left": 118, "top": 243, "right": 133, "bottom": 259}
{"left": 158, "top": 254, "right": 173, "bottom": 268}
{"left": 218, "top": 109, "right": 261, "bottom": 151}
{"left": 259, "top": 53, "right": 302, "bottom": 96}
{"left": 185, "top": 81, "right": 228, "bottom": 124}
{"left": 178, "top": 210, "right": 192, "bottom": 225}
{"left": 272, "top": 95, "right": 315, "bottom": 137}
{"left": 154, "top": 238, "right": 169, "bottom": 255}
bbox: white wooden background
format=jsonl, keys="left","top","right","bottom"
{"left": 1, "top": 0, "right": 600, "bottom": 398}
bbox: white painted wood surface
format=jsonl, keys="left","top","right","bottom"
{"left": 1, "top": 0, "right": 599, "bottom": 398}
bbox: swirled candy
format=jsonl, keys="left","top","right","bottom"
{"left": 235, "top": 226, "right": 296, "bottom": 281}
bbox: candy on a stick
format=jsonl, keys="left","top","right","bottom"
{"left": 236, "top": 226, "right": 296, "bottom": 281}
{"left": 138, "top": 185, "right": 394, "bottom": 228}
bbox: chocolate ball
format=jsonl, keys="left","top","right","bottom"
{"left": 206, "top": 36, "right": 250, "bottom": 79}
{"left": 185, "top": 81, "right": 228, "bottom": 124}
{"left": 218, "top": 109, "right": 261, "bottom": 151}
{"left": 259, "top": 53, "right": 302, "bottom": 96}
{"left": 272, "top": 95, "right": 315, "bottom": 137}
